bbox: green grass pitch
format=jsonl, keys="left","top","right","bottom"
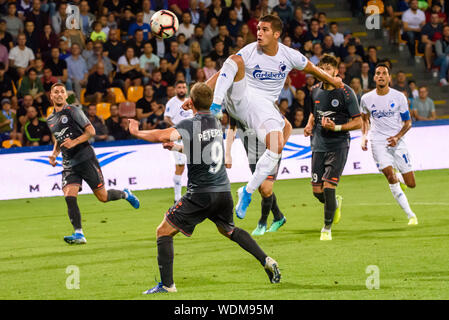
{"left": 1, "top": 169, "right": 448, "bottom": 300}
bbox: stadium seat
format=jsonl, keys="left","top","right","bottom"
{"left": 110, "top": 87, "right": 126, "bottom": 103}
{"left": 46, "top": 106, "right": 54, "bottom": 118}
{"left": 2, "top": 139, "right": 22, "bottom": 148}
{"left": 127, "top": 86, "right": 144, "bottom": 102}
{"left": 96, "top": 102, "right": 111, "bottom": 120}
{"left": 118, "top": 102, "right": 136, "bottom": 118}
{"left": 80, "top": 88, "right": 87, "bottom": 106}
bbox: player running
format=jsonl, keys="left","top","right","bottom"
{"left": 129, "top": 83, "right": 281, "bottom": 294}
{"left": 304, "top": 54, "right": 362, "bottom": 241}
{"left": 47, "top": 83, "right": 140, "bottom": 245}
{"left": 163, "top": 80, "right": 193, "bottom": 202}
{"left": 202, "top": 14, "right": 344, "bottom": 219}
{"left": 225, "top": 116, "right": 290, "bottom": 236}
{"left": 360, "top": 63, "right": 418, "bottom": 225}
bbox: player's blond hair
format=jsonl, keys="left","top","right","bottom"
{"left": 190, "top": 82, "right": 213, "bottom": 111}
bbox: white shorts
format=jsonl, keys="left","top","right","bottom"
{"left": 224, "top": 77, "right": 285, "bottom": 143}
{"left": 371, "top": 139, "right": 413, "bottom": 173}
{"left": 172, "top": 150, "right": 187, "bottom": 165}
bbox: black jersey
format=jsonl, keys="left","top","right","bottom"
{"left": 311, "top": 83, "right": 361, "bottom": 152}
{"left": 47, "top": 105, "right": 96, "bottom": 169}
{"left": 175, "top": 111, "right": 230, "bottom": 193}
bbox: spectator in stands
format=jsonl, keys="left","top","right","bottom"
{"left": 25, "top": 0, "right": 49, "bottom": 36}
{"left": 9, "top": 33, "right": 35, "bottom": 80}
{"left": 85, "top": 62, "right": 116, "bottom": 104}
{"left": 117, "top": 46, "right": 143, "bottom": 95}
{"left": 411, "top": 86, "right": 436, "bottom": 121}
{"left": 195, "top": 68, "right": 206, "bottom": 82}
{"left": 22, "top": 105, "right": 51, "bottom": 146}
{"left": 169, "top": 0, "right": 189, "bottom": 16}
{"left": 365, "top": 45, "right": 379, "bottom": 75}
{"left": 338, "top": 62, "right": 350, "bottom": 84}
{"left": 24, "top": 21, "right": 38, "bottom": 54}
{"left": 189, "top": 41, "right": 202, "bottom": 69}
{"left": 401, "top": 0, "right": 426, "bottom": 64}
{"left": 238, "top": 23, "right": 256, "bottom": 46}
{"left": 79, "top": 0, "right": 95, "bottom": 36}
{"left": 106, "top": 104, "right": 132, "bottom": 141}
{"left": 107, "top": 13, "right": 119, "bottom": 33}
{"left": 339, "top": 31, "right": 365, "bottom": 59}
{"left": 204, "top": 16, "right": 219, "bottom": 42}
{"left": 51, "top": 2, "right": 68, "bottom": 35}
{"left": 0, "top": 19, "right": 14, "bottom": 51}
{"left": 18, "top": 68, "right": 45, "bottom": 106}
{"left": 90, "top": 21, "right": 108, "bottom": 43}
{"left": 212, "top": 24, "right": 234, "bottom": 56}
{"left": 178, "top": 12, "right": 195, "bottom": 40}
{"left": 408, "top": 80, "right": 419, "bottom": 100}
{"left": 393, "top": 70, "right": 411, "bottom": 97}
{"left": 202, "top": 55, "right": 217, "bottom": 80}
{"left": 16, "top": 0, "right": 32, "bottom": 19}
{"left": 299, "top": 0, "right": 318, "bottom": 23}
{"left": 279, "top": 76, "right": 296, "bottom": 107}
{"left": 208, "top": 39, "right": 226, "bottom": 70}
{"left": 176, "top": 53, "right": 196, "bottom": 84}
{"left": 291, "top": 108, "right": 306, "bottom": 128}
{"left": 318, "top": 12, "right": 329, "bottom": 35}
{"left": 384, "top": 0, "right": 406, "bottom": 45}
{"left": 360, "top": 62, "right": 375, "bottom": 93}
{"left": 16, "top": 95, "right": 34, "bottom": 132}
{"left": 272, "top": 0, "right": 293, "bottom": 26}
{"left": 151, "top": 68, "right": 168, "bottom": 102}
{"left": 305, "top": 18, "right": 324, "bottom": 44}
{"left": 165, "top": 40, "right": 182, "bottom": 72}
{"left": 0, "top": 62, "right": 16, "bottom": 105}
{"left": 291, "top": 88, "right": 311, "bottom": 122}
{"left": 144, "top": 100, "right": 166, "bottom": 129}
{"left": 159, "top": 58, "right": 176, "bottom": 86}
{"left": 87, "top": 42, "right": 114, "bottom": 78}
{"left": 207, "top": 0, "right": 228, "bottom": 25}
{"left": 0, "top": 98, "right": 18, "bottom": 143}
{"left": 4, "top": 3, "right": 23, "bottom": 41}
{"left": 258, "top": 0, "right": 270, "bottom": 16}
{"left": 278, "top": 98, "right": 290, "bottom": 118}
{"left": 39, "top": 24, "right": 59, "bottom": 59}
{"left": 41, "top": 67, "right": 58, "bottom": 101}
{"left": 177, "top": 34, "right": 189, "bottom": 54}
{"left": 0, "top": 43, "right": 8, "bottom": 71}
{"left": 310, "top": 43, "right": 323, "bottom": 65}
{"left": 128, "top": 11, "right": 152, "bottom": 40}
{"left": 435, "top": 25, "right": 449, "bottom": 86}
{"left": 136, "top": 84, "right": 155, "bottom": 120}
{"left": 104, "top": 28, "right": 125, "bottom": 68}
{"left": 291, "top": 25, "right": 307, "bottom": 50}
{"left": 302, "top": 73, "right": 316, "bottom": 100}
{"left": 349, "top": 77, "right": 363, "bottom": 104}
{"left": 142, "top": 0, "right": 156, "bottom": 24}
{"left": 421, "top": 12, "right": 443, "bottom": 71}
{"left": 120, "top": 7, "right": 136, "bottom": 40}
{"left": 425, "top": 2, "right": 446, "bottom": 24}
{"left": 230, "top": 0, "right": 250, "bottom": 23}
{"left": 127, "top": 29, "right": 146, "bottom": 57}
{"left": 105, "top": 0, "right": 126, "bottom": 16}
{"left": 344, "top": 43, "right": 363, "bottom": 80}
{"left": 66, "top": 43, "right": 88, "bottom": 101}
{"left": 140, "top": 42, "right": 160, "bottom": 84}
{"left": 191, "top": 25, "right": 213, "bottom": 56}
{"left": 234, "top": 35, "right": 245, "bottom": 52}
{"left": 85, "top": 104, "right": 111, "bottom": 142}
{"left": 328, "top": 21, "right": 344, "bottom": 47}
{"left": 289, "top": 7, "right": 307, "bottom": 36}
{"left": 227, "top": 10, "right": 242, "bottom": 41}
{"left": 322, "top": 34, "right": 340, "bottom": 59}
{"left": 45, "top": 47, "right": 69, "bottom": 89}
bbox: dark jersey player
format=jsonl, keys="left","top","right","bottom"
{"left": 225, "top": 116, "right": 289, "bottom": 236}
{"left": 128, "top": 82, "right": 281, "bottom": 294}
{"left": 47, "top": 83, "right": 140, "bottom": 245}
{"left": 304, "top": 54, "right": 362, "bottom": 241}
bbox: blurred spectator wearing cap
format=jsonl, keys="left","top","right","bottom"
{"left": 22, "top": 105, "right": 51, "bottom": 146}
{"left": 128, "top": 12, "right": 152, "bottom": 40}
{"left": 435, "top": 25, "right": 449, "bottom": 86}
{"left": 178, "top": 12, "right": 195, "bottom": 40}
{"left": 0, "top": 19, "right": 14, "bottom": 51}
{"left": 0, "top": 98, "right": 19, "bottom": 143}
{"left": 66, "top": 43, "right": 89, "bottom": 101}
{"left": 4, "top": 3, "right": 24, "bottom": 41}
{"left": 421, "top": 12, "right": 443, "bottom": 72}
{"left": 411, "top": 86, "right": 436, "bottom": 121}
{"left": 9, "top": 33, "right": 35, "bottom": 80}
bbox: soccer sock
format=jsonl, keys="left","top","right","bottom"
{"left": 323, "top": 188, "right": 337, "bottom": 229}
{"left": 173, "top": 174, "right": 182, "bottom": 201}
{"left": 157, "top": 236, "right": 174, "bottom": 287}
{"left": 246, "top": 150, "right": 281, "bottom": 194}
{"left": 65, "top": 196, "right": 82, "bottom": 231}
{"left": 259, "top": 194, "right": 273, "bottom": 225}
{"left": 389, "top": 183, "right": 415, "bottom": 218}
{"left": 212, "top": 58, "right": 238, "bottom": 105}
{"left": 271, "top": 193, "right": 284, "bottom": 221}
{"left": 396, "top": 172, "right": 405, "bottom": 185}
{"left": 230, "top": 227, "right": 267, "bottom": 266}
{"left": 313, "top": 192, "right": 325, "bottom": 204}
{"left": 106, "top": 189, "right": 126, "bottom": 201}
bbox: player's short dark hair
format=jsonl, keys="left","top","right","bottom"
{"left": 190, "top": 82, "right": 213, "bottom": 111}
{"left": 51, "top": 82, "right": 66, "bottom": 91}
{"left": 375, "top": 63, "right": 391, "bottom": 75}
{"left": 259, "top": 14, "right": 283, "bottom": 33}
{"left": 367, "top": 45, "right": 377, "bottom": 51}
{"left": 175, "top": 80, "right": 186, "bottom": 87}
{"left": 318, "top": 54, "right": 339, "bottom": 69}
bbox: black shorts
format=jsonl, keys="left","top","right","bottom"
{"left": 165, "top": 191, "right": 235, "bottom": 237}
{"left": 311, "top": 148, "right": 349, "bottom": 187}
{"left": 62, "top": 157, "right": 105, "bottom": 191}
{"left": 249, "top": 159, "right": 281, "bottom": 181}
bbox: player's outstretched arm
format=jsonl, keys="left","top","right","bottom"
{"left": 303, "top": 61, "right": 343, "bottom": 89}
{"left": 128, "top": 119, "right": 181, "bottom": 143}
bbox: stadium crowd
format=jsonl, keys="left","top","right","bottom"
{"left": 0, "top": 0, "right": 446, "bottom": 148}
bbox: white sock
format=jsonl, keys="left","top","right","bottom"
{"left": 75, "top": 228, "right": 83, "bottom": 235}
{"left": 212, "top": 58, "right": 238, "bottom": 105}
{"left": 396, "top": 171, "right": 405, "bottom": 184}
{"left": 173, "top": 174, "right": 182, "bottom": 201}
{"left": 246, "top": 150, "right": 281, "bottom": 194}
{"left": 389, "top": 183, "right": 415, "bottom": 218}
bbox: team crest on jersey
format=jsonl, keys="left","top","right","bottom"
{"left": 389, "top": 100, "right": 395, "bottom": 108}
{"left": 61, "top": 115, "right": 68, "bottom": 124}
{"left": 279, "top": 62, "right": 286, "bottom": 72}
{"left": 331, "top": 99, "right": 339, "bottom": 107}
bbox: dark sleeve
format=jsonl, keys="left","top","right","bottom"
{"left": 174, "top": 118, "right": 193, "bottom": 141}
{"left": 344, "top": 85, "right": 361, "bottom": 118}
{"left": 69, "top": 105, "right": 91, "bottom": 128}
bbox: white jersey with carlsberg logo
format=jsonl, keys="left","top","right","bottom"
{"left": 236, "top": 42, "right": 308, "bottom": 103}
{"left": 360, "top": 88, "right": 410, "bottom": 143}
{"left": 165, "top": 96, "right": 194, "bottom": 125}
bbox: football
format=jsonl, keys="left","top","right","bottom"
{"left": 150, "top": 10, "right": 179, "bottom": 39}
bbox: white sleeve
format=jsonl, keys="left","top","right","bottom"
{"left": 28, "top": 48, "right": 35, "bottom": 61}
{"left": 398, "top": 93, "right": 409, "bottom": 114}
{"left": 287, "top": 47, "right": 308, "bottom": 71}
{"left": 164, "top": 99, "right": 174, "bottom": 118}
{"left": 8, "top": 48, "right": 17, "bottom": 61}
{"left": 236, "top": 43, "right": 254, "bottom": 63}
{"left": 117, "top": 56, "right": 127, "bottom": 66}
{"left": 360, "top": 95, "right": 370, "bottom": 114}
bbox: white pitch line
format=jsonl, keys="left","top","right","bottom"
{"left": 348, "top": 202, "right": 449, "bottom": 206}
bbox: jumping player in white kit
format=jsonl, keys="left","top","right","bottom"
{"left": 164, "top": 80, "right": 193, "bottom": 202}
{"left": 196, "top": 14, "right": 344, "bottom": 219}
{"left": 360, "top": 63, "right": 418, "bottom": 225}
